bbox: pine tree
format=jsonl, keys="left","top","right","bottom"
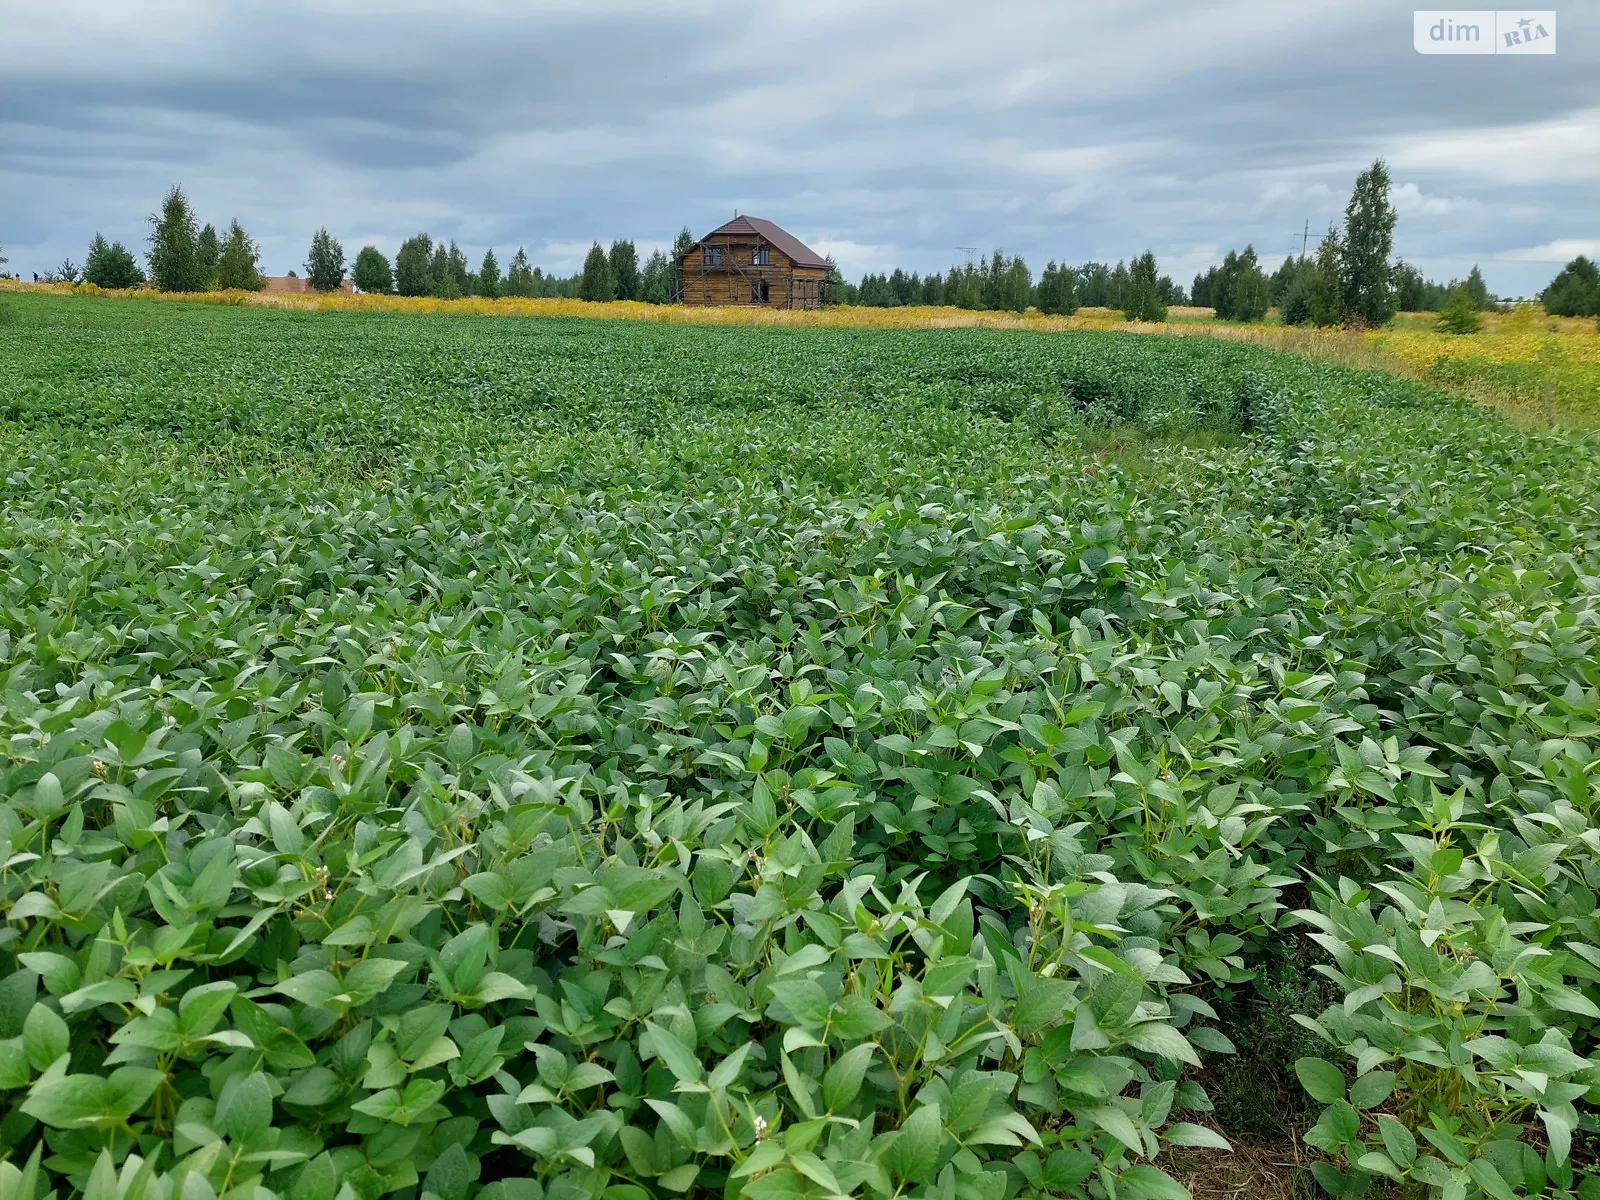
{"left": 638, "top": 249, "right": 673, "bottom": 304}
{"left": 1122, "top": 252, "right": 1167, "bottom": 322}
{"left": 84, "top": 233, "right": 145, "bottom": 289}
{"left": 215, "top": 221, "right": 265, "bottom": 291}
{"left": 608, "top": 240, "right": 638, "bottom": 301}
{"left": 445, "top": 242, "right": 471, "bottom": 295}
{"left": 305, "top": 229, "right": 346, "bottom": 292}
{"left": 395, "top": 234, "right": 435, "bottom": 296}
{"left": 1340, "top": 158, "right": 1397, "bottom": 327}
{"left": 1280, "top": 279, "right": 1313, "bottom": 326}
{"left": 1437, "top": 286, "right": 1482, "bottom": 334}
{"left": 147, "top": 185, "right": 206, "bottom": 292}
{"left": 427, "top": 245, "right": 451, "bottom": 296}
{"left": 352, "top": 246, "right": 392, "bottom": 294}
{"left": 197, "top": 223, "right": 220, "bottom": 288}
{"left": 671, "top": 226, "right": 695, "bottom": 300}
{"left": 477, "top": 249, "right": 500, "bottom": 299}
{"left": 505, "top": 247, "right": 535, "bottom": 298}
{"left": 580, "top": 242, "right": 615, "bottom": 302}
{"left": 1462, "top": 265, "right": 1491, "bottom": 311}
{"left": 1307, "top": 227, "right": 1346, "bottom": 327}
{"left": 433, "top": 268, "right": 462, "bottom": 300}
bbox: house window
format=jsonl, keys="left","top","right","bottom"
{"left": 751, "top": 280, "right": 770, "bottom": 303}
{"left": 704, "top": 245, "right": 724, "bottom": 267}
{"left": 752, "top": 245, "right": 769, "bottom": 266}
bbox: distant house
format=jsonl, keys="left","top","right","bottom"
{"left": 676, "top": 216, "right": 828, "bottom": 309}
{"left": 263, "top": 275, "right": 354, "bottom": 295}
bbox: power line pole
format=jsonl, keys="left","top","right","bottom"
{"left": 1300, "top": 220, "right": 1310, "bottom": 259}
{"left": 955, "top": 247, "right": 977, "bottom": 268}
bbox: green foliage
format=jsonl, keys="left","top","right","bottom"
{"left": 1197, "top": 247, "right": 1269, "bottom": 323}
{"left": 1436, "top": 286, "right": 1483, "bottom": 334}
{"left": 1279, "top": 280, "right": 1313, "bottom": 327}
{"left": 1393, "top": 260, "right": 1451, "bottom": 313}
{"left": 477, "top": 249, "right": 500, "bottom": 300}
{"left": 1122, "top": 252, "right": 1167, "bottom": 322}
{"left": 1461, "top": 265, "right": 1491, "bottom": 310}
{"left": 504, "top": 248, "right": 536, "bottom": 299}
{"left": 1339, "top": 158, "right": 1397, "bottom": 327}
{"left": 445, "top": 242, "right": 471, "bottom": 296}
{"left": 1542, "top": 256, "right": 1600, "bottom": 318}
{"left": 215, "top": 221, "right": 265, "bottom": 292}
{"left": 146, "top": 185, "right": 207, "bottom": 293}
{"left": 1035, "top": 261, "right": 1078, "bottom": 315}
{"left": 353, "top": 246, "right": 394, "bottom": 295}
{"left": 305, "top": 229, "right": 346, "bottom": 292}
{"left": 608, "top": 240, "right": 638, "bottom": 302}
{"left": 196, "top": 223, "right": 220, "bottom": 289}
{"left": 433, "top": 269, "right": 462, "bottom": 300}
{"left": 395, "top": 234, "right": 435, "bottom": 297}
{"left": 84, "top": 235, "right": 145, "bottom": 289}
{"left": 428, "top": 245, "right": 452, "bottom": 296}
{"left": 580, "top": 242, "right": 615, "bottom": 302}
{"left": 638, "top": 250, "right": 673, "bottom": 304}
{"left": 1307, "top": 229, "right": 1345, "bottom": 328}
{"left": 672, "top": 227, "right": 696, "bottom": 302}
{"left": 4, "top": 295, "right": 1600, "bottom": 1200}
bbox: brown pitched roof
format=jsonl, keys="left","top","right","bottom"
{"left": 687, "top": 216, "right": 829, "bottom": 269}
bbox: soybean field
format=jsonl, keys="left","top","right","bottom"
{"left": 3, "top": 293, "right": 1600, "bottom": 1200}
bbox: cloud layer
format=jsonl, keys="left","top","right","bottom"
{"left": 3, "top": 0, "right": 1596, "bottom": 295}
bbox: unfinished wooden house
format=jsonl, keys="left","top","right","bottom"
{"left": 676, "top": 216, "right": 828, "bottom": 309}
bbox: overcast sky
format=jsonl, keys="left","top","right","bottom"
{"left": 2, "top": 0, "right": 1596, "bottom": 294}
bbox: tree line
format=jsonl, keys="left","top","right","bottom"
{"left": 839, "top": 160, "right": 1579, "bottom": 330}
{"left": 39, "top": 171, "right": 1600, "bottom": 325}
{"left": 839, "top": 250, "right": 1181, "bottom": 321}
{"left": 67, "top": 185, "right": 706, "bottom": 303}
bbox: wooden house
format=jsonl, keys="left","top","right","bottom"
{"left": 676, "top": 216, "right": 828, "bottom": 309}
{"left": 263, "top": 275, "right": 354, "bottom": 295}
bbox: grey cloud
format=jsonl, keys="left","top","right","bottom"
{"left": 1, "top": 0, "right": 1595, "bottom": 294}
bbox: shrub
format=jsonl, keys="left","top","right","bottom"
{"left": 84, "top": 235, "right": 145, "bottom": 289}
{"left": 1436, "top": 286, "right": 1482, "bottom": 334}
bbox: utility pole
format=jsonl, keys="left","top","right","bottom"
{"left": 955, "top": 247, "right": 978, "bottom": 268}
{"left": 1299, "top": 220, "right": 1310, "bottom": 259}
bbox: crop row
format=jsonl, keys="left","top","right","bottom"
{"left": 1, "top": 295, "right": 1599, "bottom": 1200}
